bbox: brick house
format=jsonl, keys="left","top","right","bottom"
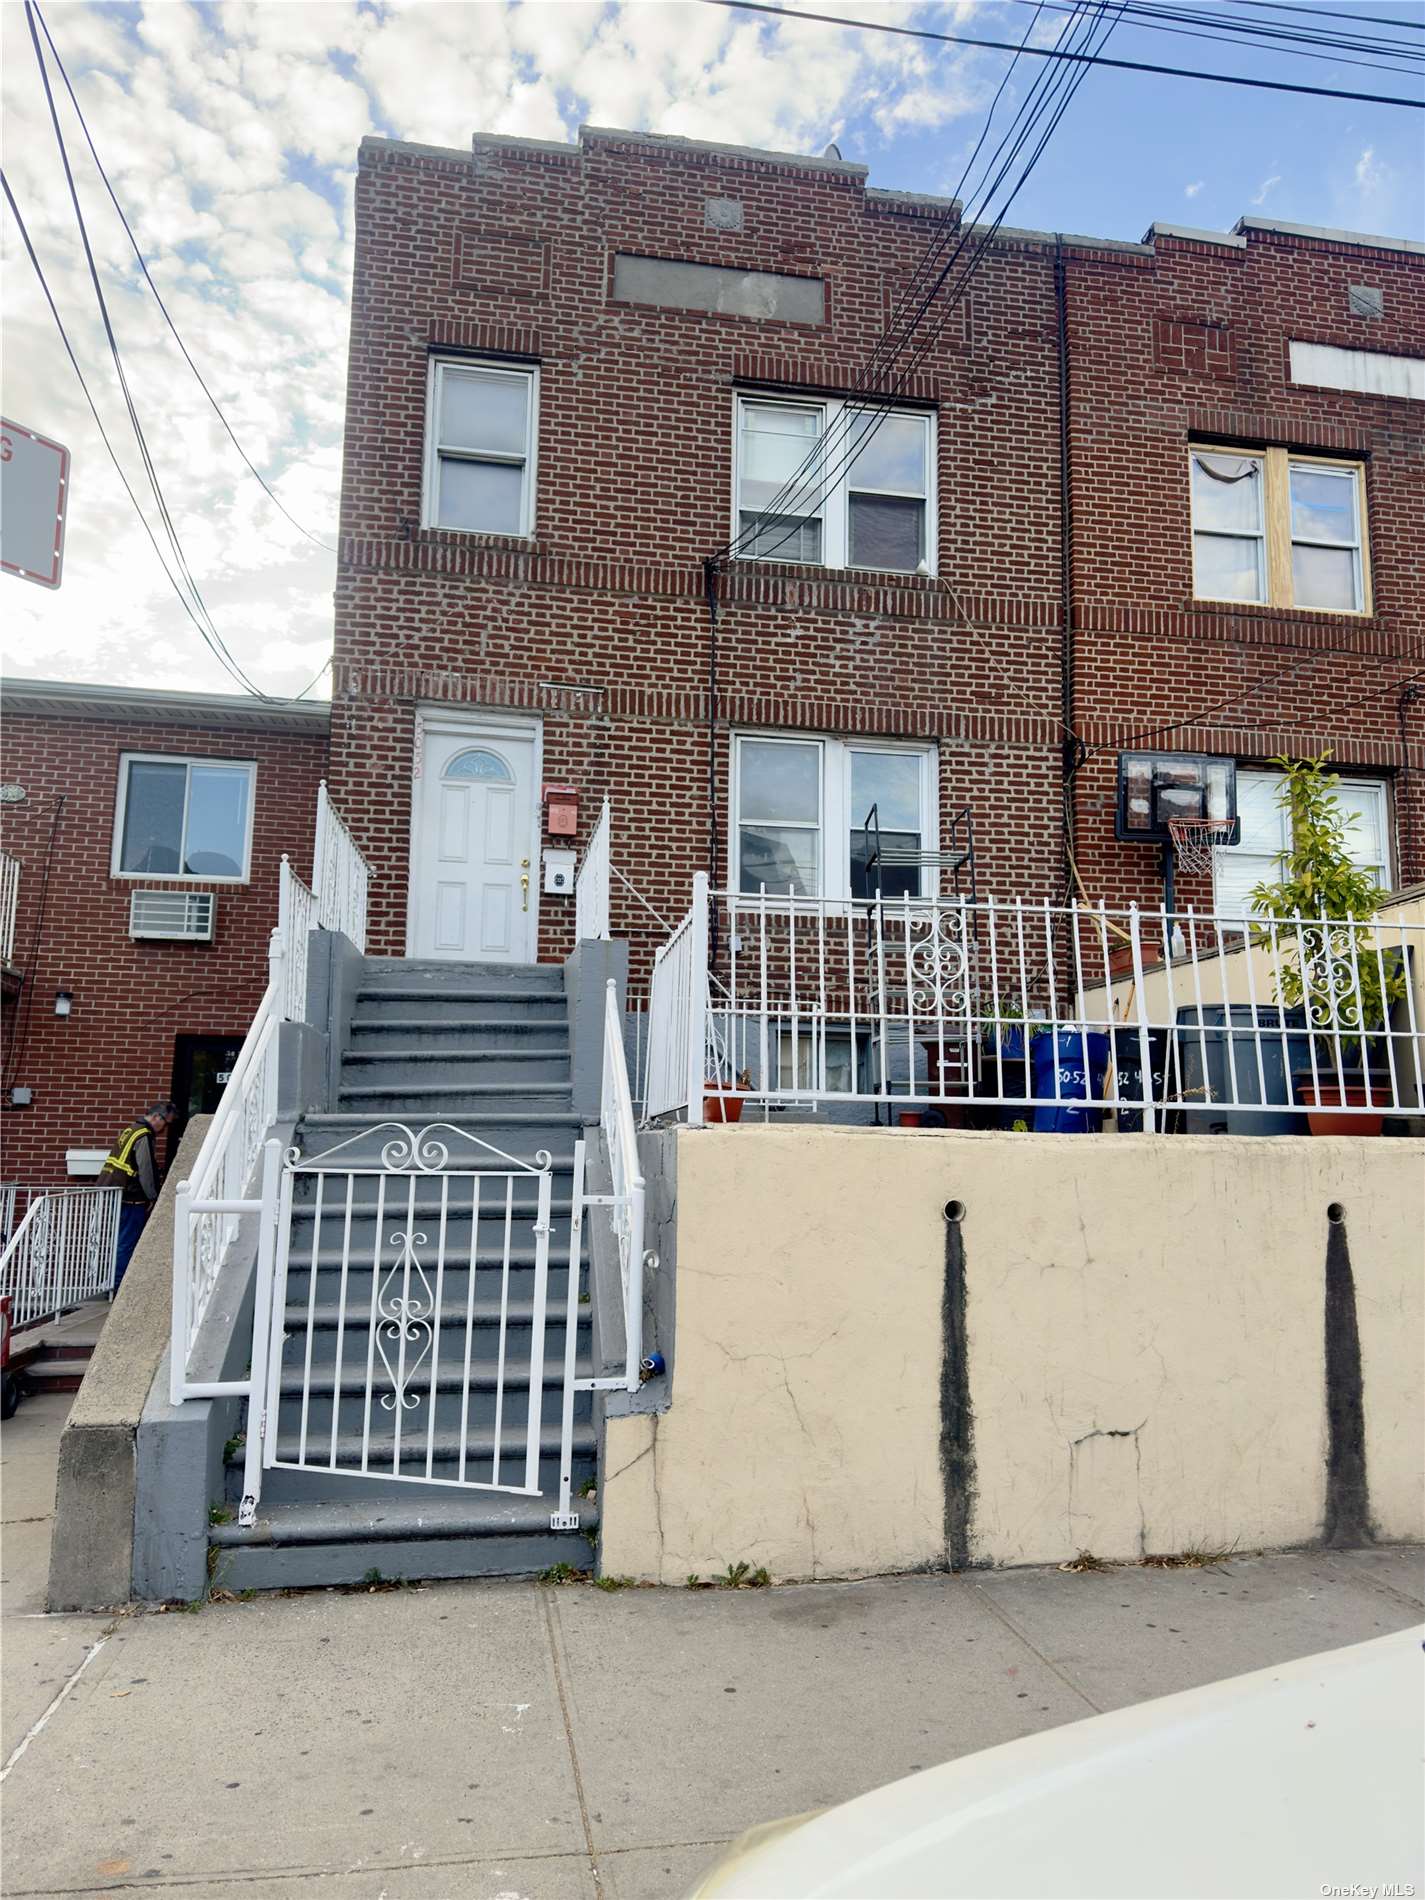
{"left": 1, "top": 679, "right": 328, "bottom": 1189}
{"left": 330, "top": 126, "right": 1422, "bottom": 991}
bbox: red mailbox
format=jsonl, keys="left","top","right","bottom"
{"left": 543, "top": 782, "right": 579, "bottom": 838}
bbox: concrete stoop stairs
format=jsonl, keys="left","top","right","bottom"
{"left": 208, "top": 957, "right": 597, "bottom": 1591}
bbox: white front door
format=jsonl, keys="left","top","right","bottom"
{"left": 412, "top": 721, "right": 538, "bottom": 962}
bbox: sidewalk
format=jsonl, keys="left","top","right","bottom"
{"left": 3, "top": 1394, "right": 1421, "bottom": 1900}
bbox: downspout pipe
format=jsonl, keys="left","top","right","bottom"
{"left": 1053, "top": 235, "right": 1082, "bottom": 875}
{"left": 703, "top": 555, "right": 721, "bottom": 969}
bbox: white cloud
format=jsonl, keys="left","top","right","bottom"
{"left": 1, "top": 0, "right": 983, "bottom": 699}
{"left": 1250, "top": 173, "right": 1282, "bottom": 208}
{"left": 1184, "top": 179, "right": 1203, "bottom": 200}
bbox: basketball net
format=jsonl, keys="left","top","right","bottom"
{"left": 1167, "top": 817, "right": 1236, "bottom": 878}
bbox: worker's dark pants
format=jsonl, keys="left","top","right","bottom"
{"left": 114, "top": 1203, "right": 152, "bottom": 1291}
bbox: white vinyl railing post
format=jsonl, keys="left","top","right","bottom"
{"left": 687, "top": 873, "right": 710, "bottom": 1128}
{"left": 1127, "top": 903, "right": 1157, "bottom": 1133}
{"left": 169, "top": 1180, "right": 192, "bottom": 1406}
{"left": 237, "top": 1137, "right": 283, "bottom": 1528}
{"left": 575, "top": 798, "right": 612, "bottom": 942}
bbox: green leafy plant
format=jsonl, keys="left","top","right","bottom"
{"left": 538, "top": 1561, "right": 587, "bottom": 1586}
{"left": 1249, "top": 753, "right": 1404, "bottom": 1063}
{"left": 593, "top": 1574, "right": 636, "bottom": 1592}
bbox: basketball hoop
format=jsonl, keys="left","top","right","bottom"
{"left": 1167, "top": 817, "right": 1236, "bottom": 877}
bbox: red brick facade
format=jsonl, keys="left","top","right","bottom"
{"left": 0, "top": 697, "right": 327, "bottom": 1187}
{"left": 328, "top": 129, "right": 1422, "bottom": 979}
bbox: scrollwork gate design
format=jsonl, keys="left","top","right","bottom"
{"left": 262, "top": 1122, "right": 558, "bottom": 1497}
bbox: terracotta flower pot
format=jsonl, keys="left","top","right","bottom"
{"left": 897, "top": 1111, "right": 923, "bottom": 1128}
{"left": 704, "top": 1086, "right": 745, "bottom": 1124}
{"left": 1294, "top": 1074, "right": 1388, "bottom": 1137}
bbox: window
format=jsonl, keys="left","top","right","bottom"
{"left": 424, "top": 359, "right": 537, "bottom": 536}
{"left": 1189, "top": 447, "right": 1368, "bottom": 613}
{"left": 112, "top": 755, "right": 256, "bottom": 882}
{"left": 733, "top": 733, "right": 937, "bottom": 899}
{"left": 777, "top": 1029, "right": 869, "bottom": 1093}
{"left": 735, "top": 394, "right": 934, "bottom": 574}
{"left": 1214, "top": 766, "right": 1392, "bottom": 917}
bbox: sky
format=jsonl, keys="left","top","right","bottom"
{"left": 2, "top": 0, "right": 1421, "bottom": 702}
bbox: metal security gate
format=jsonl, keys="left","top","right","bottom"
{"left": 250, "top": 1122, "right": 558, "bottom": 1520}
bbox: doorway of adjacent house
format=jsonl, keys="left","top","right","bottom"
{"left": 411, "top": 717, "right": 539, "bottom": 962}
{"left": 171, "top": 1033, "right": 244, "bottom": 1149}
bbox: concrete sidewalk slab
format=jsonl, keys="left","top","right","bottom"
{"left": 2, "top": 1390, "right": 113, "bottom": 1762}
{"left": 548, "top": 1573, "right": 1093, "bottom": 1856}
{"left": 0, "top": 1582, "right": 585, "bottom": 1895}
{"left": 974, "top": 1546, "right": 1425, "bottom": 1712}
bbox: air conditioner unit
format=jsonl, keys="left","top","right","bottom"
{"left": 129, "top": 889, "right": 216, "bottom": 942}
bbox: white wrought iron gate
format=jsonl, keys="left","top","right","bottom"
{"left": 251, "top": 1122, "right": 561, "bottom": 1519}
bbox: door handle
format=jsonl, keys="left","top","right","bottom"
{"left": 521, "top": 872, "right": 530, "bottom": 911}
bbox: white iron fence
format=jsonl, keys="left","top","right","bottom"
{"left": 575, "top": 797, "right": 611, "bottom": 941}
{"left": 276, "top": 857, "right": 316, "bottom": 1024}
{"left": 312, "top": 780, "right": 371, "bottom": 953}
{"left": 643, "top": 882, "right": 1425, "bottom": 1129}
{"left": 0, "top": 850, "right": 18, "bottom": 965}
{"left": 0, "top": 1187, "right": 121, "bottom": 1329}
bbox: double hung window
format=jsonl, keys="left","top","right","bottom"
{"left": 424, "top": 359, "right": 537, "bottom": 536}
{"left": 733, "top": 733, "right": 937, "bottom": 899}
{"left": 1214, "top": 767, "right": 1392, "bottom": 917}
{"left": 112, "top": 755, "right": 256, "bottom": 882}
{"left": 735, "top": 394, "right": 935, "bottom": 574}
{"left": 1189, "top": 447, "right": 1368, "bottom": 613}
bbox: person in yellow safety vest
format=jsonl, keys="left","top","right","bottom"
{"left": 100, "top": 1101, "right": 176, "bottom": 1290}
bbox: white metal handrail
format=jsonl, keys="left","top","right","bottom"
{"left": 645, "top": 873, "right": 710, "bottom": 1125}
{"left": 0, "top": 1186, "right": 121, "bottom": 1329}
{"left": 642, "top": 885, "right": 1425, "bottom": 1126}
{"left": 575, "top": 797, "right": 611, "bottom": 941}
{"left": 312, "top": 780, "right": 371, "bottom": 953}
{"left": 598, "top": 978, "right": 646, "bottom": 1391}
{"left": 0, "top": 850, "right": 18, "bottom": 966}
{"left": 276, "top": 856, "right": 316, "bottom": 1024}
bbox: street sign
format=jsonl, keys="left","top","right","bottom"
{"left": 1, "top": 418, "right": 69, "bottom": 589}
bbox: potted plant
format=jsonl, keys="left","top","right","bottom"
{"left": 704, "top": 1068, "right": 750, "bottom": 1124}
{"left": 1249, "top": 753, "right": 1405, "bottom": 1135}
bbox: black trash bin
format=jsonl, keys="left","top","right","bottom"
{"left": 1171, "top": 1004, "right": 1312, "bottom": 1134}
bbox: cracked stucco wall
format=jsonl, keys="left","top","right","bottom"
{"left": 599, "top": 1127, "right": 1423, "bottom": 1581}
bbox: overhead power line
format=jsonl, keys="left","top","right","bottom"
{"left": 1, "top": 169, "right": 267, "bottom": 700}
{"left": 23, "top": 1, "right": 271, "bottom": 700}
{"left": 1003, "top": 0, "right": 1425, "bottom": 75}
{"left": 718, "top": 0, "right": 1123, "bottom": 565}
{"left": 32, "top": 1, "right": 337, "bottom": 557}
{"left": 696, "top": 0, "right": 1425, "bottom": 106}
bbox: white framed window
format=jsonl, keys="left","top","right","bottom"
{"left": 111, "top": 754, "right": 256, "bottom": 883}
{"left": 1189, "top": 446, "right": 1369, "bottom": 614}
{"left": 733, "top": 393, "right": 935, "bottom": 575}
{"left": 777, "top": 1028, "right": 870, "bottom": 1093}
{"left": 423, "top": 358, "right": 537, "bottom": 536}
{"left": 1214, "top": 766, "right": 1392, "bottom": 917}
{"left": 732, "top": 732, "right": 938, "bottom": 898}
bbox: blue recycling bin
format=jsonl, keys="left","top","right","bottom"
{"left": 1031, "top": 1030, "right": 1111, "bottom": 1133}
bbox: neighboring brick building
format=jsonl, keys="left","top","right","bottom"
{"left": 330, "top": 125, "right": 1423, "bottom": 987}
{"left": 0, "top": 680, "right": 328, "bottom": 1188}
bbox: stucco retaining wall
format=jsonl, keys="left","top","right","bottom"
{"left": 598, "top": 1127, "right": 1423, "bottom": 1582}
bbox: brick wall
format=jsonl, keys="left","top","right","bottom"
{"left": 332, "top": 129, "right": 1423, "bottom": 977}
{"left": 0, "top": 711, "right": 327, "bottom": 1187}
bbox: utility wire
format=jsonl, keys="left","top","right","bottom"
{"left": 1003, "top": 0, "right": 1425, "bottom": 74}
{"left": 696, "top": 0, "right": 1425, "bottom": 106}
{"left": 23, "top": 3, "right": 271, "bottom": 700}
{"left": 1, "top": 168, "right": 267, "bottom": 700}
{"left": 32, "top": 1, "right": 337, "bottom": 556}
{"left": 721, "top": 0, "right": 1119, "bottom": 563}
{"left": 1225, "top": 0, "right": 1424, "bottom": 33}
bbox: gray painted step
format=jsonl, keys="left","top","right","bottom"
{"left": 245, "top": 1439, "right": 596, "bottom": 1509}
{"left": 341, "top": 1050, "right": 571, "bottom": 1083}
{"left": 287, "top": 1298, "right": 587, "bottom": 1331}
{"left": 334, "top": 1087, "right": 575, "bottom": 1119}
{"left": 347, "top": 1018, "right": 572, "bottom": 1046}
{"left": 266, "top": 1417, "right": 594, "bottom": 1470}
{"left": 209, "top": 1526, "right": 594, "bottom": 1591}
{"left": 358, "top": 957, "right": 564, "bottom": 986}
{"left": 211, "top": 1491, "right": 597, "bottom": 1549}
